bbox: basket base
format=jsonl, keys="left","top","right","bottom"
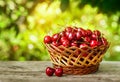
{"left": 53, "top": 64, "right": 99, "bottom": 75}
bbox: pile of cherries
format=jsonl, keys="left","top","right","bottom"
{"left": 44, "top": 26, "right": 108, "bottom": 48}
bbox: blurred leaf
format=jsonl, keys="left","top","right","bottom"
{"left": 60, "top": 0, "right": 70, "bottom": 12}
{"left": 79, "top": 0, "right": 120, "bottom": 15}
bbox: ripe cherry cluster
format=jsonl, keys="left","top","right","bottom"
{"left": 44, "top": 27, "right": 108, "bottom": 48}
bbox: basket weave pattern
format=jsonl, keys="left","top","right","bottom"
{"left": 46, "top": 44, "right": 109, "bottom": 75}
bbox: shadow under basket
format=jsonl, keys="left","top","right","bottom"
{"left": 45, "top": 43, "right": 109, "bottom": 75}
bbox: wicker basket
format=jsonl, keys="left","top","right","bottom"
{"left": 45, "top": 43, "right": 109, "bottom": 75}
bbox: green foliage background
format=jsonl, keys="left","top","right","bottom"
{"left": 0, "top": 0, "right": 120, "bottom": 61}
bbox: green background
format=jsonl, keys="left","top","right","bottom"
{"left": 0, "top": 0, "right": 120, "bottom": 61}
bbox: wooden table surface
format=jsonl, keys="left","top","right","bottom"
{"left": 0, "top": 61, "right": 119, "bottom": 82}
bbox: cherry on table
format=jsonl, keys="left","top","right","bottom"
{"left": 55, "top": 68, "right": 63, "bottom": 77}
{"left": 46, "top": 67, "right": 55, "bottom": 76}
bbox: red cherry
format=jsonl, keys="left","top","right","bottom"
{"left": 44, "top": 35, "right": 52, "bottom": 44}
{"left": 90, "top": 40, "right": 98, "bottom": 47}
{"left": 86, "top": 29, "right": 92, "bottom": 36}
{"left": 101, "top": 37, "right": 108, "bottom": 46}
{"left": 74, "top": 27, "right": 78, "bottom": 32}
{"left": 94, "top": 30, "right": 101, "bottom": 37}
{"left": 52, "top": 41, "right": 61, "bottom": 47}
{"left": 91, "top": 34, "right": 97, "bottom": 40}
{"left": 84, "top": 37, "right": 91, "bottom": 43}
{"left": 62, "top": 40, "right": 70, "bottom": 47}
{"left": 82, "top": 30, "right": 87, "bottom": 37}
{"left": 76, "top": 31, "right": 82, "bottom": 40}
{"left": 52, "top": 33, "right": 60, "bottom": 41}
{"left": 68, "top": 32, "right": 76, "bottom": 40}
{"left": 79, "top": 43, "right": 88, "bottom": 50}
{"left": 55, "top": 68, "right": 63, "bottom": 77}
{"left": 60, "top": 31, "right": 65, "bottom": 37}
{"left": 98, "top": 40, "right": 102, "bottom": 46}
{"left": 46, "top": 67, "right": 55, "bottom": 76}
{"left": 65, "top": 31, "right": 70, "bottom": 37}
{"left": 71, "top": 41, "right": 78, "bottom": 47}
{"left": 78, "top": 28, "right": 87, "bottom": 37}
{"left": 77, "top": 28, "right": 84, "bottom": 32}
{"left": 60, "top": 36, "right": 68, "bottom": 42}
{"left": 65, "top": 27, "right": 73, "bottom": 32}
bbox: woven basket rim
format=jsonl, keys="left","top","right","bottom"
{"left": 45, "top": 43, "right": 110, "bottom": 50}
{"left": 45, "top": 43, "right": 109, "bottom": 67}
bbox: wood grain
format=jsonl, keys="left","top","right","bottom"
{"left": 0, "top": 61, "right": 119, "bottom": 82}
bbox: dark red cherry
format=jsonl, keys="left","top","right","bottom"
{"left": 62, "top": 40, "right": 70, "bottom": 47}
{"left": 94, "top": 30, "right": 101, "bottom": 37}
{"left": 90, "top": 40, "right": 98, "bottom": 47}
{"left": 91, "top": 34, "right": 97, "bottom": 40}
{"left": 52, "top": 41, "right": 61, "bottom": 47}
{"left": 44, "top": 36, "right": 52, "bottom": 44}
{"left": 79, "top": 43, "right": 88, "bottom": 50}
{"left": 60, "top": 31, "right": 65, "bottom": 37}
{"left": 46, "top": 67, "right": 55, "bottom": 76}
{"left": 52, "top": 33, "right": 59, "bottom": 41}
{"left": 77, "top": 28, "right": 87, "bottom": 37}
{"left": 55, "top": 68, "right": 63, "bottom": 77}
{"left": 101, "top": 37, "right": 108, "bottom": 46}
{"left": 76, "top": 31, "right": 82, "bottom": 40}
{"left": 60, "top": 36, "right": 68, "bottom": 42}
{"left": 77, "top": 28, "right": 84, "bottom": 32}
{"left": 68, "top": 32, "right": 76, "bottom": 40}
{"left": 86, "top": 29, "right": 92, "bottom": 36}
{"left": 81, "top": 30, "right": 87, "bottom": 37}
{"left": 71, "top": 41, "right": 78, "bottom": 47}
{"left": 65, "top": 31, "right": 70, "bottom": 37}
{"left": 98, "top": 40, "right": 102, "bottom": 46}
{"left": 84, "top": 37, "right": 91, "bottom": 43}
{"left": 65, "top": 27, "right": 73, "bottom": 32}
